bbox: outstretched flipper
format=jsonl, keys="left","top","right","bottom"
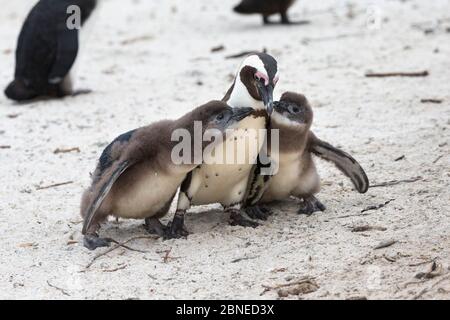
{"left": 82, "top": 160, "right": 130, "bottom": 236}
{"left": 309, "top": 132, "right": 369, "bottom": 193}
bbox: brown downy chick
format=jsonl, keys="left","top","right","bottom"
{"left": 256, "top": 92, "right": 369, "bottom": 214}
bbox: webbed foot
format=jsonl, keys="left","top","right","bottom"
{"left": 229, "top": 210, "right": 259, "bottom": 228}
{"left": 298, "top": 195, "right": 326, "bottom": 215}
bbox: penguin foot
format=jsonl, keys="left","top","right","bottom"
{"left": 245, "top": 205, "right": 272, "bottom": 220}
{"left": 164, "top": 215, "right": 189, "bottom": 239}
{"left": 229, "top": 210, "right": 259, "bottom": 228}
{"left": 144, "top": 218, "right": 167, "bottom": 237}
{"left": 298, "top": 196, "right": 326, "bottom": 215}
{"left": 72, "top": 89, "right": 92, "bottom": 97}
{"left": 83, "top": 234, "right": 111, "bottom": 250}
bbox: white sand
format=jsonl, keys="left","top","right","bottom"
{"left": 0, "top": 0, "right": 449, "bottom": 299}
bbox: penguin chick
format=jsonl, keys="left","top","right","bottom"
{"left": 80, "top": 102, "right": 253, "bottom": 250}
{"left": 233, "top": 0, "right": 308, "bottom": 25}
{"left": 256, "top": 92, "right": 369, "bottom": 215}
{"left": 4, "top": 0, "right": 97, "bottom": 102}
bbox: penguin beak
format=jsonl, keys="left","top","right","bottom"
{"left": 257, "top": 83, "right": 274, "bottom": 115}
{"left": 230, "top": 107, "right": 253, "bottom": 122}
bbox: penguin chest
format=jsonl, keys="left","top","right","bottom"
{"left": 190, "top": 163, "right": 251, "bottom": 206}
{"left": 192, "top": 115, "right": 267, "bottom": 206}
{"left": 112, "top": 164, "right": 183, "bottom": 219}
{"left": 262, "top": 152, "right": 302, "bottom": 202}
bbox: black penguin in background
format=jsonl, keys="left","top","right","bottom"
{"left": 4, "top": 0, "right": 97, "bottom": 102}
{"left": 233, "top": 0, "right": 308, "bottom": 25}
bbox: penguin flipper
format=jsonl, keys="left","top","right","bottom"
{"left": 309, "top": 132, "right": 369, "bottom": 193}
{"left": 82, "top": 161, "right": 130, "bottom": 235}
{"left": 47, "top": 27, "right": 79, "bottom": 86}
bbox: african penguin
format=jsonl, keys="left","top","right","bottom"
{"left": 233, "top": 0, "right": 307, "bottom": 25}
{"left": 80, "top": 101, "right": 253, "bottom": 250}
{"left": 165, "top": 53, "right": 279, "bottom": 239}
{"left": 4, "top": 0, "right": 97, "bottom": 102}
{"left": 246, "top": 92, "right": 369, "bottom": 215}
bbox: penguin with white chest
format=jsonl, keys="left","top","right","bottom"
{"left": 165, "top": 53, "right": 279, "bottom": 238}
{"left": 4, "top": 0, "right": 97, "bottom": 102}
{"left": 80, "top": 101, "right": 253, "bottom": 250}
{"left": 233, "top": 0, "right": 307, "bottom": 25}
{"left": 247, "top": 92, "right": 369, "bottom": 214}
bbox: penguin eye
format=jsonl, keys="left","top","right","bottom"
{"left": 216, "top": 113, "right": 224, "bottom": 121}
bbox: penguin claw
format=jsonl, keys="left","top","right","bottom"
{"left": 229, "top": 211, "right": 259, "bottom": 228}
{"left": 83, "top": 234, "right": 111, "bottom": 250}
{"left": 245, "top": 205, "right": 272, "bottom": 220}
{"left": 164, "top": 226, "right": 189, "bottom": 240}
{"left": 298, "top": 196, "right": 326, "bottom": 215}
{"left": 71, "top": 89, "right": 92, "bottom": 96}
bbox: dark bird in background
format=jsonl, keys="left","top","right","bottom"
{"left": 233, "top": 0, "right": 308, "bottom": 25}
{"left": 4, "top": 0, "right": 97, "bottom": 102}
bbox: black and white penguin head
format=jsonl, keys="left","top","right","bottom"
{"left": 272, "top": 92, "right": 313, "bottom": 131}
{"left": 227, "top": 52, "right": 279, "bottom": 114}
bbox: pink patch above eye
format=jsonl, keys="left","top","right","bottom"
{"left": 255, "top": 71, "right": 269, "bottom": 86}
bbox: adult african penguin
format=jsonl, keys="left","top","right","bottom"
{"left": 4, "top": 0, "right": 97, "bottom": 102}
{"left": 165, "top": 53, "right": 279, "bottom": 239}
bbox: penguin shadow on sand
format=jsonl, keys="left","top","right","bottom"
{"left": 232, "top": 0, "right": 311, "bottom": 28}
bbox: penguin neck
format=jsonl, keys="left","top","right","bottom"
{"left": 225, "top": 78, "right": 264, "bottom": 111}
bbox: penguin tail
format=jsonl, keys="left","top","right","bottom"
{"left": 308, "top": 132, "right": 369, "bottom": 194}
{"left": 4, "top": 79, "right": 38, "bottom": 101}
